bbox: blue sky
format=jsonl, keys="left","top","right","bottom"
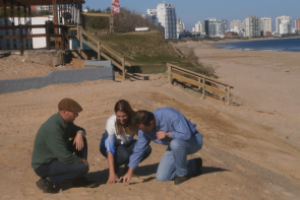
{"left": 84, "top": 0, "right": 300, "bottom": 30}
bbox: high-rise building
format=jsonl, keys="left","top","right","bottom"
{"left": 147, "top": 3, "right": 177, "bottom": 39}
{"left": 276, "top": 16, "right": 291, "bottom": 33}
{"left": 230, "top": 20, "right": 242, "bottom": 31}
{"left": 177, "top": 18, "right": 185, "bottom": 38}
{"left": 295, "top": 18, "right": 300, "bottom": 30}
{"left": 194, "top": 21, "right": 205, "bottom": 33}
{"left": 156, "top": 2, "right": 177, "bottom": 39}
{"left": 204, "top": 18, "right": 227, "bottom": 38}
{"left": 279, "top": 20, "right": 291, "bottom": 34}
{"left": 244, "top": 15, "right": 260, "bottom": 37}
{"left": 259, "top": 17, "right": 272, "bottom": 36}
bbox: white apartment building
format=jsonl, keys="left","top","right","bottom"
{"left": 154, "top": 2, "right": 177, "bottom": 39}
{"left": 276, "top": 16, "right": 291, "bottom": 33}
{"left": 244, "top": 15, "right": 260, "bottom": 37}
{"left": 204, "top": 18, "right": 227, "bottom": 38}
{"left": 259, "top": 17, "right": 272, "bottom": 36}
{"left": 194, "top": 21, "right": 205, "bottom": 33}
{"left": 176, "top": 18, "right": 185, "bottom": 38}
{"left": 279, "top": 20, "right": 291, "bottom": 34}
{"left": 230, "top": 20, "right": 242, "bottom": 31}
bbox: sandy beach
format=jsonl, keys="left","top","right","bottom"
{"left": 0, "top": 43, "right": 300, "bottom": 199}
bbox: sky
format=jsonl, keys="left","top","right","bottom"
{"left": 84, "top": 0, "right": 300, "bottom": 31}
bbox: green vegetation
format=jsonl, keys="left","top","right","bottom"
{"left": 96, "top": 30, "right": 216, "bottom": 77}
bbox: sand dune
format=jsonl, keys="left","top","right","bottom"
{"left": 0, "top": 45, "right": 300, "bottom": 199}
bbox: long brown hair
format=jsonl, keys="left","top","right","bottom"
{"left": 114, "top": 99, "right": 136, "bottom": 135}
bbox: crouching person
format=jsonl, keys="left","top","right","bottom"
{"left": 31, "top": 98, "right": 98, "bottom": 193}
{"left": 123, "top": 107, "right": 203, "bottom": 185}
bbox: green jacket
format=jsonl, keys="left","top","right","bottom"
{"left": 31, "top": 113, "right": 85, "bottom": 169}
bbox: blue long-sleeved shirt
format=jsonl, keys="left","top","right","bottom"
{"left": 128, "top": 107, "right": 199, "bottom": 168}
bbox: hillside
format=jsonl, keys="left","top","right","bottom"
{"left": 95, "top": 30, "right": 215, "bottom": 76}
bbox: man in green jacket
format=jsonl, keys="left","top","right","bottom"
{"left": 32, "top": 98, "right": 97, "bottom": 193}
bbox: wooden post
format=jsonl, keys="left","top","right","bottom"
{"left": 64, "top": 27, "right": 69, "bottom": 50}
{"left": 19, "top": 25, "right": 24, "bottom": 55}
{"left": 198, "top": 77, "right": 201, "bottom": 89}
{"left": 97, "top": 41, "right": 101, "bottom": 60}
{"left": 110, "top": 15, "right": 114, "bottom": 34}
{"left": 45, "top": 22, "right": 50, "bottom": 50}
{"left": 202, "top": 78, "right": 206, "bottom": 99}
{"left": 122, "top": 58, "right": 125, "bottom": 80}
{"left": 77, "top": 26, "right": 81, "bottom": 54}
{"left": 168, "top": 65, "right": 172, "bottom": 84}
{"left": 61, "top": 26, "right": 65, "bottom": 50}
{"left": 227, "top": 86, "right": 231, "bottom": 105}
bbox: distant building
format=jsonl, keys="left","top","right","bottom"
{"left": 276, "top": 16, "right": 291, "bottom": 33}
{"left": 194, "top": 21, "right": 205, "bottom": 33}
{"left": 259, "top": 17, "right": 272, "bottom": 36}
{"left": 279, "top": 20, "right": 291, "bottom": 35}
{"left": 146, "top": 2, "right": 177, "bottom": 39}
{"left": 230, "top": 20, "right": 242, "bottom": 31}
{"left": 204, "top": 18, "right": 227, "bottom": 38}
{"left": 295, "top": 18, "right": 300, "bottom": 30}
{"left": 244, "top": 15, "right": 260, "bottom": 37}
{"left": 177, "top": 18, "right": 185, "bottom": 39}
{"left": 225, "top": 31, "right": 239, "bottom": 38}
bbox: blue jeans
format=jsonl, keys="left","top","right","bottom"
{"left": 100, "top": 139, "right": 152, "bottom": 171}
{"left": 34, "top": 138, "right": 88, "bottom": 186}
{"left": 156, "top": 132, "right": 203, "bottom": 181}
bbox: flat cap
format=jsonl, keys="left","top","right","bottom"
{"left": 58, "top": 98, "right": 83, "bottom": 113}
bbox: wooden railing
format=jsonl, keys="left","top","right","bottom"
{"left": 167, "top": 63, "right": 234, "bottom": 105}
{"left": 0, "top": 24, "right": 69, "bottom": 54}
{"left": 70, "top": 26, "right": 131, "bottom": 80}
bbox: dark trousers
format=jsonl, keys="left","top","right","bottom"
{"left": 100, "top": 139, "right": 151, "bottom": 172}
{"left": 34, "top": 138, "right": 88, "bottom": 186}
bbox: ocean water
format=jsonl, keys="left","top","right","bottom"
{"left": 216, "top": 38, "right": 300, "bottom": 52}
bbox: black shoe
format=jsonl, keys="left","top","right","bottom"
{"left": 194, "top": 157, "right": 203, "bottom": 176}
{"left": 36, "top": 178, "right": 54, "bottom": 193}
{"left": 174, "top": 176, "right": 189, "bottom": 185}
{"left": 72, "top": 177, "right": 99, "bottom": 188}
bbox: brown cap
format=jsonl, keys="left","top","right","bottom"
{"left": 58, "top": 98, "right": 83, "bottom": 113}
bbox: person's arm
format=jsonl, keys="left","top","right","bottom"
{"left": 105, "top": 134, "right": 119, "bottom": 184}
{"left": 68, "top": 123, "right": 86, "bottom": 151}
{"left": 123, "top": 130, "right": 151, "bottom": 185}
{"left": 46, "top": 128, "right": 81, "bottom": 164}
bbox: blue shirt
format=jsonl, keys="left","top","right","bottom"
{"left": 128, "top": 107, "right": 199, "bottom": 168}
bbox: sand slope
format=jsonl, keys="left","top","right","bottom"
{"left": 1, "top": 68, "right": 300, "bottom": 199}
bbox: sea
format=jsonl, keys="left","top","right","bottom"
{"left": 216, "top": 38, "right": 300, "bottom": 52}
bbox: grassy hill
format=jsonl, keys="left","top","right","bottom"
{"left": 95, "top": 30, "right": 216, "bottom": 77}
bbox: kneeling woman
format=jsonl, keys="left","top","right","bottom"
{"left": 100, "top": 99, "right": 151, "bottom": 184}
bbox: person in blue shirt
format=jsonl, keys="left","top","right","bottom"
{"left": 123, "top": 107, "right": 203, "bottom": 185}
{"left": 100, "top": 99, "right": 151, "bottom": 184}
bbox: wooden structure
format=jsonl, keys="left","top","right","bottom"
{"left": 81, "top": 12, "right": 114, "bottom": 34}
{"left": 0, "top": 0, "right": 84, "bottom": 52}
{"left": 0, "top": 23, "right": 69, "bottom": 54}
{"left": 167, "top": 63, "right": 234, "bottom": 105}
{"left": 71, "top": 25, "right": 131, "bottom": 80}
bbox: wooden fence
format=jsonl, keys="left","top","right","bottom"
{"left": 70, "top": 25, "right": 131, "bottom": 80}
{"left": 167, "top": 63, "right": 234, "bottom": 105}
{"left": 0, "top": 23, "right": 69, "bottom": 54}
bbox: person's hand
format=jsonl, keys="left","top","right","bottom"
{"left": 123, "top": 171, "right": 132, "bottom": 186}
{"left": 156, "top": 131, "right": 167, "bottom": 140}
{"left": 107, "top": 173, "right": 120, "bottom": 184}
{"left": 81, "top": 158, "right": 89, "bottom": 172}
{"left": 74, "top": 131, "right": 84, "bottom": 151}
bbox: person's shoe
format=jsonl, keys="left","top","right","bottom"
{"left": 174, "top": 176, "right": 189, "bottom": 185}
{"left": 36, "top": 178, "right": 54, "bottom": 193}
{"left": 194, "top": 157, "right": 203, "bottom": 176}
{"left": 72, "top": 177, "right": 99, "bottom": 188}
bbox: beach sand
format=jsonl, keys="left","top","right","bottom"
{"left": 0, "top": 44, "right": 300, "bottom": 199}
